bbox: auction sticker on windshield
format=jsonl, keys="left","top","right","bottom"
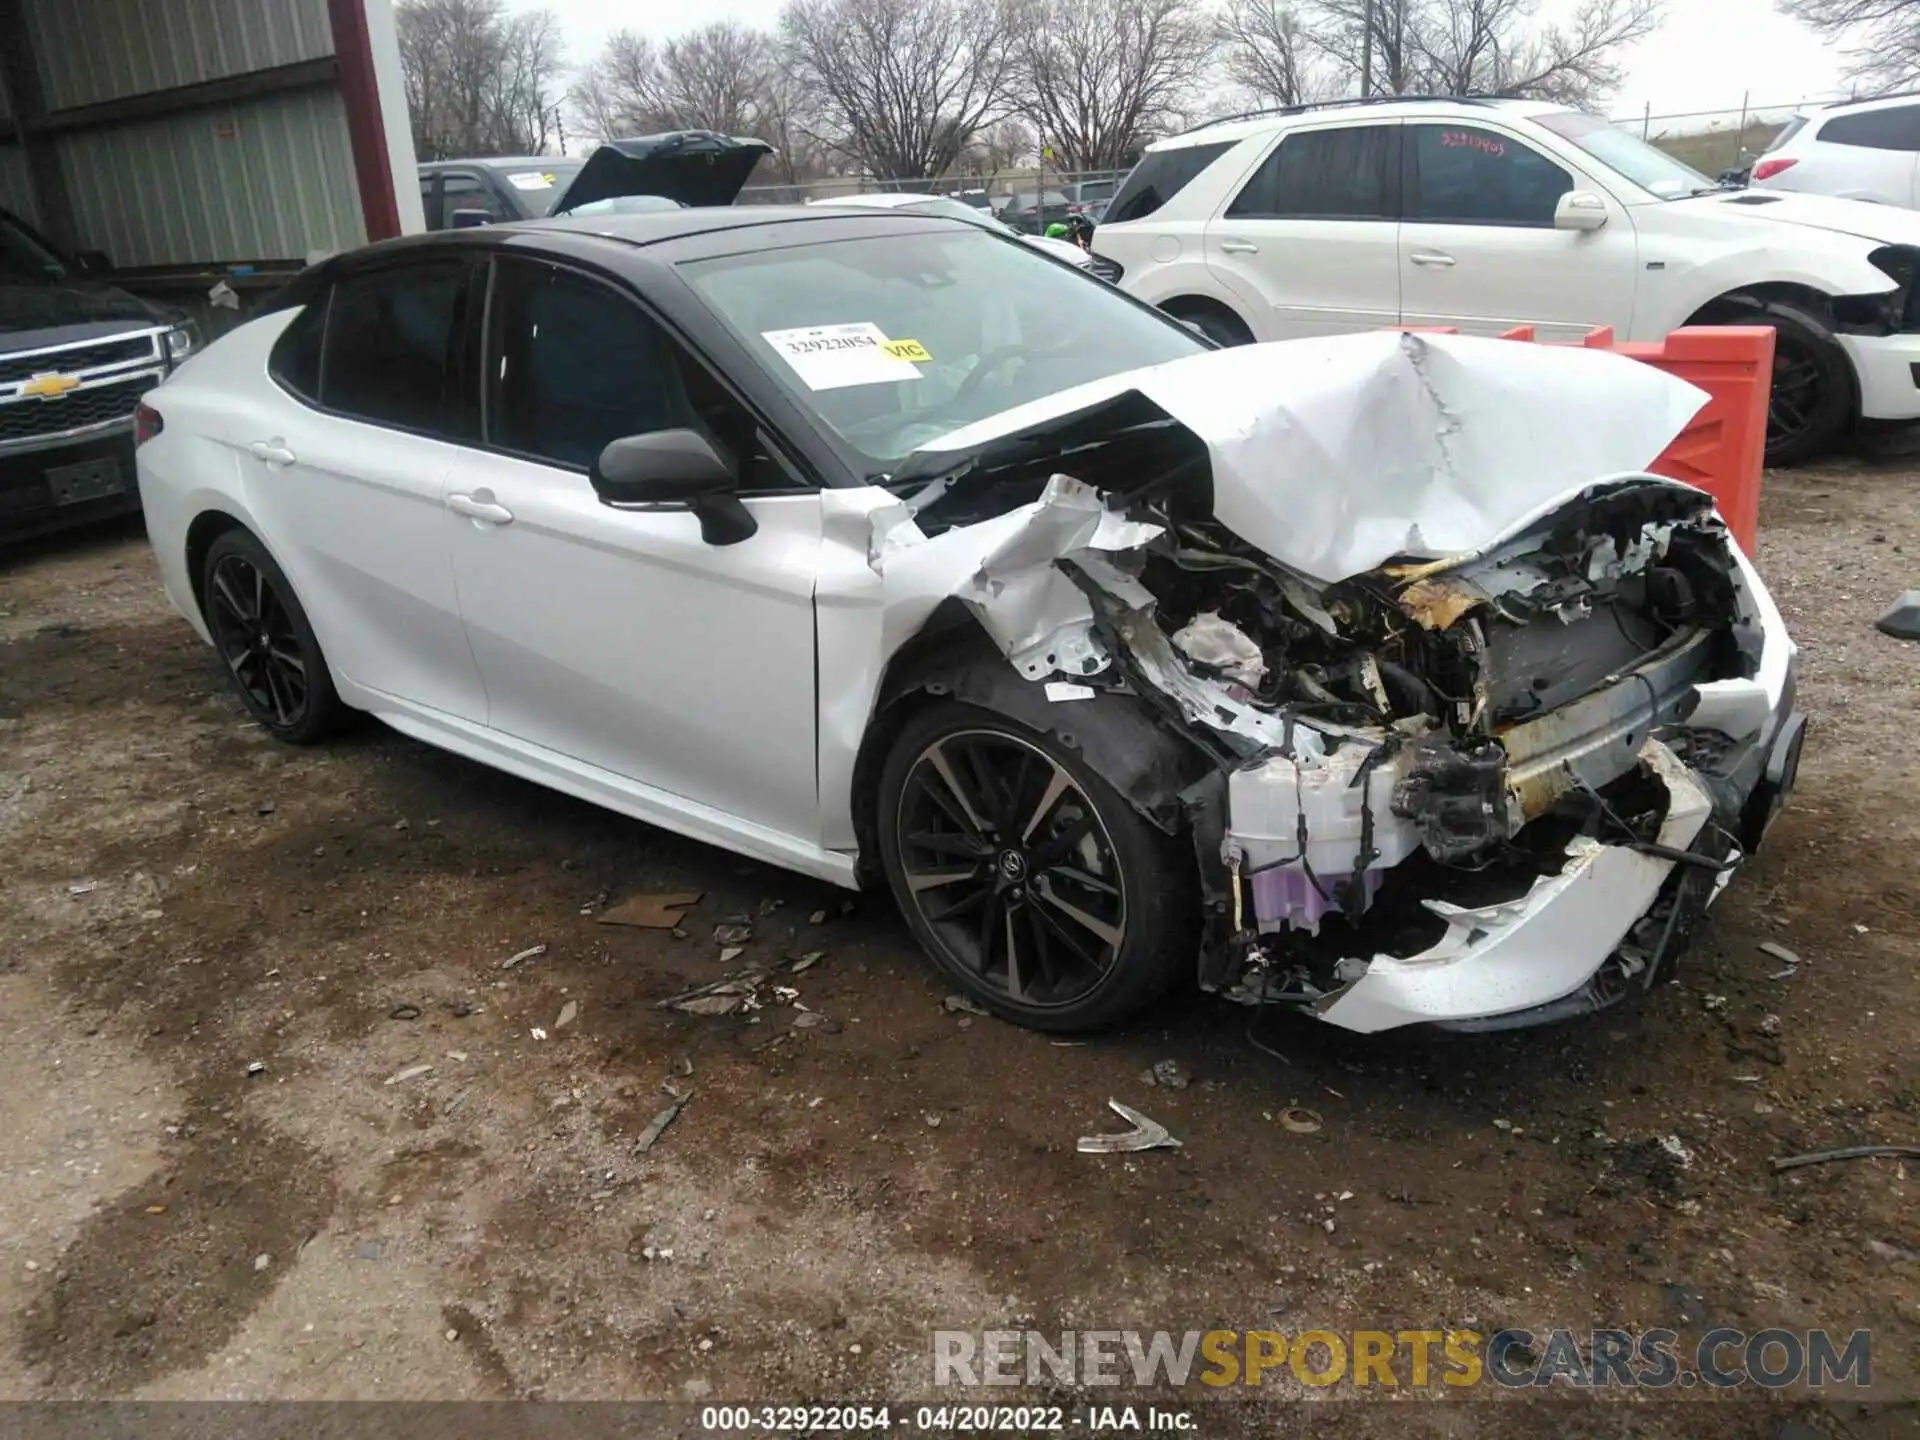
{"left": 762, "top": 323, "right": 926, "bottom": 390}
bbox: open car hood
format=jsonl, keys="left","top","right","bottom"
{"left": 549, "top": 131, "right": 772, "bottom": 213}
{"left": 901, "top": 331, "right": 1712, "bottom": 583}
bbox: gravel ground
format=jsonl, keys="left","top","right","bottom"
{"left": 0, "top": 463, "right": 1915, "bottom": 1436}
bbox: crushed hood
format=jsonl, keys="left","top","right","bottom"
{"left": 1674, "top": 187, "right": 1920, "bottom": 246}
{"left": 908, "top": 331, "right": 1710, "bottom": 584}
{"left": 549, "top": 131, "right": 772, "bottom": 214}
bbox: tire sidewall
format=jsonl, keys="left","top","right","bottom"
{"left": 1755, "top": 304, "right": 1856, "bottom": 466}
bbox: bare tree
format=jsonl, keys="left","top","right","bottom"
{"left": 1416, "top": 0, "right": 1663, "bottom": 105}
{"left": 1216, "top": 0, "right": 1328, "bottom": 105}
{"left": 1779, "top": 0, "right": 1920, "bottom": 92}
{"left": 780, "top": 0, "right": 1019, "bottom": 179}
{"left": 1011, "top": 0, "right": 1215, "bottom": 170}
{"left": 397, "top": 0, "right": 566, "bottom": 158}
{"left": 568, "top": 31, "right": 672, "bottom": 139}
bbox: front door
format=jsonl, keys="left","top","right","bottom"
{"left": 443, "top": 256, "right": 823, "bottom": 840}
{"left": 1396, "top": 122, "right": 1638, "bottom": 341}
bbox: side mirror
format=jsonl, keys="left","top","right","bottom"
{"left": 591, "top": 429, "right": 758, "bottom": 546}
{"left": 1554, "top": 191, "right": 1609, "bottom": 232}
{"left": 73, "top": 249, "right": 113, "bottom": 275}
{"left": 450, "top": 208, "right": 494, "bottom": 229}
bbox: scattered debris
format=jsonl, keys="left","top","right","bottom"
{"left": 253, "top": 1253, "right": 271, "bottom": 1272}
{"left": 445, "top": 1328, "right": 459, "bottom": 1342}
{"left": 674, "top": 994, "right": 745, "bottom": 1017}
{"left": 790, "top": 952, "right": 825, "bottom": 973}
{"left": 1659, "top": 1135, "right": 1695, "bottom": 1170}
{"left": 924, "top": 1113, "right": 942, "bottom": 1128}
{"left": 1772, "top": 1144, "right": 1920, "bottom": 1173}
{"left": 257, "top": 799, "right": 276, "bottom": 816}
{"left": 145, "top": 1205, "right": 167, "bottom": 1215}
{"left": 1867, "top": 1239, "right": 1920, "bottom": 1263}
{"left": 713, "top": 922, "right": 753, "bottom": 946}
{"left": 719, "top": 946, "right": 744, "bottom": 964}
{"left": 530, "top": 1027, "right": 548, "bottom": 1041}
{"left": 1279, "top": 1107, "right": 1323, "bottom": 1135}
{"left": 1077, "top": 1099, "right": 1182, "bottom": 1154}
{"left": 809, "top": 910, "right": 828, "bottom": 925}
{"left": 1493, "top": 1118, "right": 1514, "bottom": 1131}
{"left": 392, "top": 817, "right": 410, "bottom": 832}
{"left": 791, "top": 1011, "right": 829, "bottom": 1029}
{"left": 600, "top": 891, "right": 703, "bottom": 928}
{"left": 1758, "top": 941, "right": 1803, "bottom": 969}
{"left": 446, "top": 1050, "right": 468, "bottom": 1063}
{"left": 384, "top": 1063, "right": 434, "bottom": 1086}
{"left": 634, "top": 1092, "right": 693, "bottom": 1154}
{"left": 555, "top": 1000, "right": 579, "bottom": 1031}
{"left": 387, "top": 1003, "right": 421, "bottom": 1021}
{"left": 1702, "top": 993, "right": 1728, "bottom": 1012}
{"left": 640, "top": 1244, "right": 673, "bottom": 1261}
{"left": 1140, "top": 1059, "right": 1191, "bottom": 1090}
{"left": 354, "top": 1240, "right": 386, "bottom": 1261}
{"left": 246, "top": 1061, "right": 265, "bottom": 1078}
{"left": 1874, "top": 588, "right": 1920, "bottom": 640}
{"left": 1758, "top": 1014, "right": 1782, "bottom": 1037}
{"left": 942, "top": 994, "right": 989, "bottom": 1016}
{"left": 501, "top": 943, "right": 547, "bottom": 970}
{"left": 67, "top": 881, "right": 95, "bottom": 897}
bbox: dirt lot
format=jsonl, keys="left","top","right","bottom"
{"left": 0, "top": 463, "right": 1915, "bottom": 1435}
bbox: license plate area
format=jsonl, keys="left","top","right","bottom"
{"left": 46, "top": 456, "right": 126, "bottom": 506}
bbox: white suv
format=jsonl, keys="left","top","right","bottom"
{"left": 1750, "top": 96, "right": 1920, "bottom": 207}
{"left": 1094, "top": 96, "right": 1920, "bottom": 463}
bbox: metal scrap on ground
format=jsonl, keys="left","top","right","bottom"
{"left": 501, "top": 944, "right": 547, "bottom": 970}
{"left": 1772, "top": 1144, "right": 1920, "bottom": 1173}
{"left": 634, "top": 1091, "right": 693, "bottom": 1153}
{"left": 599, "top": 891, "right": 704, "bottom": 928}
{"left": 1077, "top": 1099, "right": 1182, "bottom": 1154}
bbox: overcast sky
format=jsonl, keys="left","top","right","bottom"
{"left": 527, "top": 0, "right": 1854, "bottom": 127}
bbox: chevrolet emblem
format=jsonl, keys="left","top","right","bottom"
{"left": 21, "top": 372, "right": 81, "bottom": 399}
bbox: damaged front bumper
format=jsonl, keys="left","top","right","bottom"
{"left": 856, "top": 331, "right": 1804, "bottom": 1036}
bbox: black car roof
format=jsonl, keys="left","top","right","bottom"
{"left": 419, "top": 156, "right": 577, "bottom": 172}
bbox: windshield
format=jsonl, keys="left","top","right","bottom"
{"left": 1534, "top": 110, "right": 1715, "bottom": 198}
{"left": 0, "top": 211, "right": 69, "bottom": 283}
{"left": 682, "top": 226, "right": 1204, "bottom": 468}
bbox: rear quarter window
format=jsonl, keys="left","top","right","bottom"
{"left": 1817, "top": 106, "right": 1920, "bottom": 151}
{"left": 268, "top": 293, "right": 328, "bottom": 403}
{"left": 1106, "top": 140, "right": 1236, "bottom": 222}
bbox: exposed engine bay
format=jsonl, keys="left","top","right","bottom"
{"left": 842, "top": 332, "right": 1803, "bottom": 1033}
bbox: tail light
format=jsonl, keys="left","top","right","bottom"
{"left": 1753, "top": 157, "right": 1798, "bottom": 182}
{"left": 133, "top": 401, "right": 164, "bottom": 446}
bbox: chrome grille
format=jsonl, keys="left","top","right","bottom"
{"left": 0, "top": 374, "right": 154, "bottom": 444}
{"left": 0, "top": 333, "right": 159, "bottom": 384}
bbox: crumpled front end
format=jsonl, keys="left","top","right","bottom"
{"left": 852, "top": 331, "right": 1803, "bottom": 1034}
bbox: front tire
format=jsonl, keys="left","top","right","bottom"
{"left": 200, "top": 529, "right": 343, "bottom": 744}
{"left": 875, "top": 700, "right": 1196, "bottom": 1032}
{"left": 1698, "top": 296, "right": 1855, "bottom": 466}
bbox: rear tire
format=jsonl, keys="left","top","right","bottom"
{"left": 200, "top": 529, "right": 344, "bottom": 745}
{"left": 876, "top": 699, "right": 1196, "bottom": 1032}
{"left": 1162, "top": 301, "right": 1254, "bottom": 348}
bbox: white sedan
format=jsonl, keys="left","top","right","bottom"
{"left": 134, "top": 204, "right": 1802, "bottom": 1034}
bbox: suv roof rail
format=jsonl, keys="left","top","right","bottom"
{"left": 1173, "top": 93, "right": 1497, "bottom": 138}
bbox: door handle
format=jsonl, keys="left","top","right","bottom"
{"left": 248, "top": 439, "right": 297, "bottom": 466}
{"left": 447, "top": 492, "right": 514, "bottom": 526}
{"left": 1409, "top": 250, "right": 1456, "bottom": 267}
{"left": 1218, "top": 240, "right": 1259, "bottom": 255}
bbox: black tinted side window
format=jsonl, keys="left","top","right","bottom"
{"left": 1405, "top": 125, "right": 1571, "bottom": 226}
{"left": 1227, "top": 125, "right": 1396, "bottom": 219}
{"left": 1818, "top": 106, "right": 1920, "bottom": 151}
{"left": 268, "top": 291, "right": 328, "bottom": 403}
{"left": 442, "top": 173, "right": 504, "bottom": 222}
{"left": 1106, "top": 141, "right": 1234, "bottom": 222}
{"left": 321, "top": 262, "right": 475, "bottom": 439}
{"left": 418, "top": 175, "right": 442, "bottom": 230}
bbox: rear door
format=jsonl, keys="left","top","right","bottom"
{"left": 1203, "top": 121, "right": 1402, "bottom": 339}
{"left": 235, "top": 257, "right": 490, "bottom": 720}
{"left": 1397, "top": 121, "right": 1638, "bottom": 340}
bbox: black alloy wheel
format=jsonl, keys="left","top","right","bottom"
{"left": 201, "top": 529, "right": 342, "bottom": 744}
{"left": 1697, "top": 295, "right": 1855, "bottom": 466}
{"left": 877, "top": 702, "right": 1194, "bottom": 1031}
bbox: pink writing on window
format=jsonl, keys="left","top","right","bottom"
{"left": 1439, "top": 131, "right": 1507, "bottom": 158}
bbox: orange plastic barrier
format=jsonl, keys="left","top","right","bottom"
{"left": 1391, "top": 324, "right": 1774, "bottom": 552}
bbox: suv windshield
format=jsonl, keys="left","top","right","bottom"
{"left": 1534, "top": 110, "right": 1715, "bottom": 198}
{"left": 0, "top": 209, "right": 69, "bottom": 283}
{"left": 683, "top": 226, "right": 1203, "bottom": 468}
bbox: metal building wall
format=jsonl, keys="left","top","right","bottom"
{"left": 58, "top": 88, "right": 364, "bottom": 268}
{"left": 26, "top": 0, "right": 335, "bottom": 110}
{"left": 0, "top": 148, "right": 37, "bottom": 224}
